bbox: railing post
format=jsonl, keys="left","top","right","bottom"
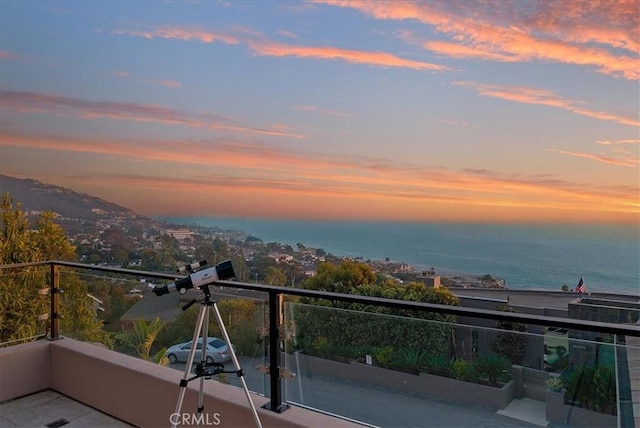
{"left": 49, "top": 263, "right": 60, "bottom": 340}
{"left": 263, "top": 291, "right": 288, "bottom": 413}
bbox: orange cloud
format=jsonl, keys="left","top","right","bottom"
{"left": 151, "top": 80, "right": 183, "bottom": 88}
{"left": 112, "top": 27, "right": 239, "bottom": 45}
{"left": 294, "top": 105, "right": 352, "bottom": 117}
{"left": 597, "top": 139, "right": 640, "bottom": 146}
{"left": 113, "top": 24, "right": 448, "bottom": 72}
{"left": 453, "top": 81, "right": 639, "bottom": 127}
{"left": 246, "top": 39, "right": 448, "bottom": 71}
{"left": 422, "top": 41, "right": 519, "bottom": 62}
{"left": 0, "top": 50, "right": 21, "bottom": 60}
{"left": 0, "top": 89, "right": 303, "bottom": 138}
{"left": 314, "top": 0, "right": 640, "bottom": 80}
{"left": 278, "top": 30, "right": 298, "bottom": 39}
{"left": 2, "top": 131, "right": 637, "bottom": 222}
{"left": 548, "top": 149, "right": 638, "bottom": 167}
{"left": 525, "top": 0, "right": 639, "bottom": 54}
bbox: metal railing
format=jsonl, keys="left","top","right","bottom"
{"left": 1, "top": 260, "right": 639, "bottom": 415}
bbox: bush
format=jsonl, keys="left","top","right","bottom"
{"left": 293, "top": 304, "right": 453, "bottom": 363}
{"left": 397, "top": 348, "right": 429, "bottom": 372}
{"left": 473, "top": 354, "right": 511, "bottom": 386}
{"left": 563, "top": 365, "right": 617, "bottom": 415}
{"left": 374, "top": 346, "right": 395, "bottom": 366}
{"left": 545, "top": 376, "right": 564, "bottom": 392}
{"left": 312, "top": 336, "right": 330, "bottom": 358}
{"left": 425, "top": 354, "right": 452, "bottom": 377}
{"left": 452, "top": 359, "right": 476, "bottom": 382}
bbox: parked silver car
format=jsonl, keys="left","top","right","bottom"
{"left": 165, "top": 337, "right": 231, "bottom": 364}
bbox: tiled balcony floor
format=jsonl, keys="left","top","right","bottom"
{"left": 0, "top": 390, "right": 134, "bottom": 428}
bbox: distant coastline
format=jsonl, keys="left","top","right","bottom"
{"left": 158, "top": 216, "right": 640, "bottom": 295}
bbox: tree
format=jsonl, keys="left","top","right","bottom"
{"left": 264, "top": 266, "right": 287, "bottom": 286}
{"left": 0, "top": 193, "right": 112, "bottom": 347}
{"left": 211, "top": 238, "right": 230, "bottom": 263}
{"left": 157, "top": 299, "right": 262, "bottom": 356}
{"left": 302, "top": 260, "right": 377, "bottom": 293}
{"left": 115, "top": 318, "right": 168, "bottom": 364}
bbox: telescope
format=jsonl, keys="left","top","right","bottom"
{"left": 151, "top": 260, "right": 235, "bottom": 296}
{"left": 177, "top": 259, "right": 208, "bottom": 274}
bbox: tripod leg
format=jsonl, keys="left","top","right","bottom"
{"left": 172, "top": 304, "right": 207, "bottom": 428}
{"left": 211, "top": 302, "right": 263, "bottom": 428}
{"left": 196, "top": 305, "right": 210, "bottom": 416}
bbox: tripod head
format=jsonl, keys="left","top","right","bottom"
{"left": 151, "top": 260, "right": 235, "bottom": 296}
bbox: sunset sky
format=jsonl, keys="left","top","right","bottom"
{"left": 1, "top": 0, "right": 638, "bottom": 223}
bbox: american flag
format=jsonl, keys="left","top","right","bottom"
{"left": 575, "top": 277, "right": 586, "bottom": 293}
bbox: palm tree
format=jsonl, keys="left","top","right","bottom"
{"left": 115, "top": 317, "right": 168, "bottom": 365}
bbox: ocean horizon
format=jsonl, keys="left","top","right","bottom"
{"left": 159, "top": 216, "right": 640, "bottom": 296}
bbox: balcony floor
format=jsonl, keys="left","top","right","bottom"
{"left": 0, "top": 390, "right": 134, "bottom": 427}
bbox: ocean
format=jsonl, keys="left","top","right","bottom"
{"left": 159, "top": 217, "right": 640, "bottom": 296}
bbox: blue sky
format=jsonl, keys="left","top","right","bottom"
{"left": 1, "top": 0, "right": 638, "bottom": 223}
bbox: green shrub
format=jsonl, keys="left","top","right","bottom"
{"left": 452, "top": 359, "right": 476, "bottom": 382}
{"left": 473, "top": 354, "right": 511, "bottom": 386}
{"left": 311, "top": 336, "right": 330, "bottom": 358}
{"left": 425, "top": 354, "right": 452, "bottom": 377}
{"left": 374, "top": 346, "right": 395, "bottom": 366}
{"left": 545, "top": 376, "right": 564, "bottom": 392}
{"left": 397, "top": 348, "right": 429, "bottom": 372}
{"left": 593, "top": 365, "right": 616, "bottom": 414}
{"left": 564, "top": 365, "right": 617, "bottom": 415}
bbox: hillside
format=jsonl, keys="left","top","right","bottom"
{"left": 0, "top": 174, "right": 162, "bottom": 234}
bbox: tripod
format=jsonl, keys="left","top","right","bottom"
{"left": 172, "top": 284, "right": 262, "bottom": 428}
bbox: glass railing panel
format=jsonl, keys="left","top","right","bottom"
{"left": 0, "top": 266, "right": 51, "bottom": 347}
{"left": 145, "top": 283, "right": 269, "bottom": 397}
{"left": 542, "top": 330, "right": 637, "bottom": 427}
{"left": 8, "top": 261, "right": 636, "bottom": 427}
{"left": 58, "top": 267, "right": 269, "bottom": 396}
{"left": 283, "top": 301, "right": 633, "bottom": 427}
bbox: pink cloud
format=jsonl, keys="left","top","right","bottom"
{"left": 112, "top": 27, "right": 239, "bottom": 44}
{"left": 2, "top": 130, "right": 637, "bottom": 220}
{"left": 0, "top": 50, "right": 21, "bottom": 60}
{"left": 278, "top": 30, "right": 298, "bottom": 39}
{"left": 422, "top": 41, "right": 519, "bottom": 62}
{"left": 294, "top": 105, "right": 352, "bottom": 118}
{"left": 113, "top": 24, "right": 448, "bottom": 72}
{"left": 597, "top": 139, "right": 640, "bottom": 146}
{"left": 314, "top": 0, "right": 639, "bottom": 80}
{"left": 151, "top": 80, "right": 183, "bottom": 88}
{"left": 0, "top": 90, "right": 303, "bottom": 138}
{"left": 246, "top": 39, "right": 448, "bottom": 71}
{"left": 453, "top": 81, "right": 639, "bottom": 127}
{"left": 548, "top": 149, "right": 638, "bottom": 167}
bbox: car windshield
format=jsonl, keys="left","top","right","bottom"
{"left": 208, "top": 339, "right": 225, "bottom": 348}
